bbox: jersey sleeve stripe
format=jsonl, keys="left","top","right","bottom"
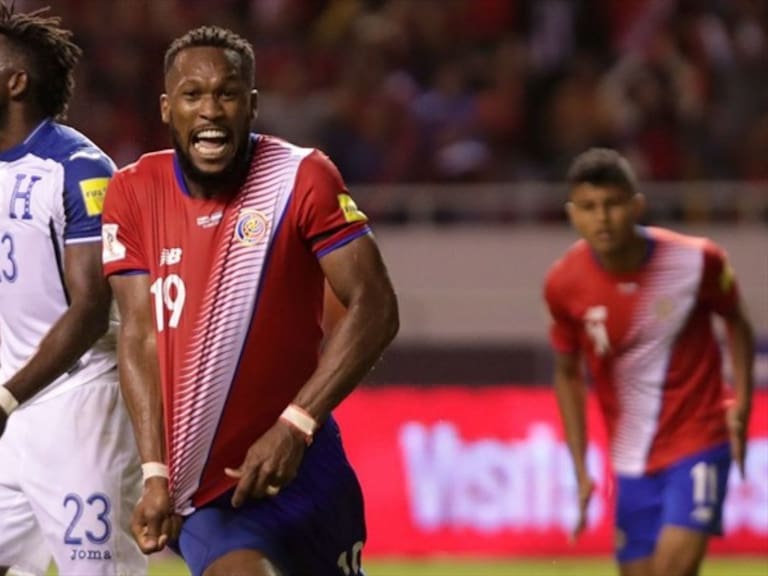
{"left": 107, "top": 269, "right": 149, "bottom": 276}
{"left": 315, "top": 225, "right": 371, "bottom": 259}
{"left": 64, "top": 235, "right": 103, "bottom": 245}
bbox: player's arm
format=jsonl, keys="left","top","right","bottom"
{"left": 102, "top": 172, "right": 174, "bottom": 552}
{"left": 2, "top": 242, "right": 111, "bottom": 404}
{"left": 226, "top": 151, "right": 398, "bottom": 506}
{"left": 554, "top": 352, "right": 590, "bottom": 484}
{"left": 294, "top": 233, "right": 398, "bottom": 420}
{"left": 109, "top": 272, "right": 165, "bottom": 466}
{"left": 227, "top": 234, "right": 398, "bottom": 507}
{"left": 721, "top": 299, "right": 755, "bottom": 477}
{"left": 702, "top": 244, "right": 755, "bottom": 477}
{"left": 280, "top": 150, "right": 399, "bottom": 418}
{"left": 545, "top": 273, "right": 589, "bottom": 481}
{"left": 553, "top": 351, "right": 594, "bottom": 539}
{"left": 321, "top": 280, "right": 346, "bottom": 337}
{"left": 2, "top": 150, "right": 116, "bottom": 408}
{"left": 109, "top": 271, "right": 173, "bottom": 552}
{"left": 544, "top": 271, "right": 592, "bottom": 538}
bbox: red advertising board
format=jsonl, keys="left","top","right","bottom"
{"left": 335, "top": 387, "right": 768, "bottom": 557}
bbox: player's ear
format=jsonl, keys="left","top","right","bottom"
{"left": 7, "top": 70, "right": 28, "bottom": 100}
{"left": 250, "top": 89, "right": 259, "bottom": 121}
{"left": 160, "top": 93, "right": 170, "bottom": 125}
{"left": 631, "top": 193, "right": 646, "bottom": 219}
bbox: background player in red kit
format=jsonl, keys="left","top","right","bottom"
{"left": 102, "top": 26, "right": 399, "bottom": 576}
{"left": 544, "top": 148, "right": 754, "bottom": 576}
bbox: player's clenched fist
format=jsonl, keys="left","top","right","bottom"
{"left": 132, "top": 477, "right": 181, "bottom": 553}
{"left": 571, "top": 475, "right": 595, "bottom": 542}
{"left": 225, "top": 420, "right": 308, "bottom": 507}
{"left": 727, "top": 401, "right": 751, "bottom": 479}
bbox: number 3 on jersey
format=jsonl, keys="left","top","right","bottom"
{"left": 150, "top": 274, "right": 186, "bottom": 331}
{"left": 1, "top": 232, "right": 18, "bottom": 282}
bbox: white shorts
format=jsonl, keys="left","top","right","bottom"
{"left": 0, "top": 370, "right": 147, "bottom": 575}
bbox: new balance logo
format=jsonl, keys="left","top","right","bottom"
{"left": 160, "top": 248, "right": 183, "bottom": 266}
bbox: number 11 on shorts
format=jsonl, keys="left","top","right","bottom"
{"left": 337, "top": 540, "right": 363, "bottom": 575}
{"left": 690, "top": 461, "right": 718, "bottom": 504}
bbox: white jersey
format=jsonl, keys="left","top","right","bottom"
{"left": 0, "top": 119, "right": 116, "bottom": 404}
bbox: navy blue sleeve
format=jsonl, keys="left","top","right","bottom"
{"left": 62, "top": 148, "right": 116, "bottom": 243}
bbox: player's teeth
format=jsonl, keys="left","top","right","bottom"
{"left": 196, "top": 130, "right": 226, "bottom": 139}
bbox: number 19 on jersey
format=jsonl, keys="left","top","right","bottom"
{"left": 150, "top": 274, "right": 186, "bottom": 331}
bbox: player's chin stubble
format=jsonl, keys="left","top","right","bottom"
{"left": 170, "top": 126, "right": 251, "bottom": 191}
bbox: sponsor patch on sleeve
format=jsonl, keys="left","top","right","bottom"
{"left": 102, "top": 223, "right": 126, "bottom": 263}
{"left": 720, "top": 262, "right": 735, "bottom": 293}
{"left": 79, "top": 177, "right": 109, "bottom": 216}
{"left": 337, "top": 194, "right": 367, "bottom": 223}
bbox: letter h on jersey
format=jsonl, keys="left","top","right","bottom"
{"left": 9, "top": 173, "right": 40, "bottom": 220}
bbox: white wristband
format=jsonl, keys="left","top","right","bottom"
{"left": 0, "top": 387, "right": 19, "bottom": 416}
{"left": 141, "top": 462, "right": 169, "bottom": 483}
{"left": 280, "top": 404, "right": 317, "bottom": 445}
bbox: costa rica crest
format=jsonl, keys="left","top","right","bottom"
{"left": 234, "top": 208, "right": 270, "bottom": 246}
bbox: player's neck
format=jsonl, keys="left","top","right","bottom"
{"left": 185, "top": 170, "right": 246, "bottom": 200}
{"left": 185, "top": 179, "right": 232, "bottom": 200}
{"left": 0, "top": 108, "right": 46, "bottom": 154}
{"left": 596, "top": 233, "right": 650, "bottom": 275}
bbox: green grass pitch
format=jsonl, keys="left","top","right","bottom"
{"left": 125, "top": 556, "right": 767, "bottom": 575}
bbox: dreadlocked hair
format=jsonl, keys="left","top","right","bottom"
{"left": 164, "top": 26, "right": 255, "bottom": 85}
{"left": 0, "top": 2, "right": 81, "bottom": 119}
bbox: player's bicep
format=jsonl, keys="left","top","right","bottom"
{"left": 721, "top": 296, "right": 754, "bottom": 342}
{"left": 319, "top": 234, "right": 395, "bottom": 311}
{"left": 544, "top": 290, "right": 580, "bottom": 355}
{"left": 322, "top": 281, "right": 346, "bottom": 335}
{"left": 109, "top": 273, "right": 153, "bottom": 340}
{"left": 63, "top": 241, "right": 111, "bottom": 314}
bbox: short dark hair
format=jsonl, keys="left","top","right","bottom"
{"left": 0, "top": 2, "right": 81, "bottom": 119}
{"left": 164, "top": 26, "right": 255, "bottom": 85}
{"left": 566, "top": 148, "right": 638, "bottom": 195}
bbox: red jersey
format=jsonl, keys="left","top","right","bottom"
{"left": 544, "top": 227, "right": 737, "bottom": 476}
{"left": 102, "top": 135, "right": 370, "bottom": 512}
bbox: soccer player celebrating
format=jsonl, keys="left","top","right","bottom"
{"left": 102, "top": 26, "right": 399, "bottom": 576}
{"left": 544, "top": 148, "right": 755, "bottom": 576}
{"left": 0, "top": 4, "right": 145, "bottom": 575}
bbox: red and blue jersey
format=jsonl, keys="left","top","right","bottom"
{"left": 102, "top": 135, "right": 370, "bottom": 512}
{"left": 544, "top": 227, "right": 737, "bottom": 475}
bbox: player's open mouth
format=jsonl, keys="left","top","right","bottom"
{"left": 191, "top": 129, "right": 231, "bottom": 159}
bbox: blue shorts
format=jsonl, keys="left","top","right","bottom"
{"left": 615, "top": 443, "right": 731, "bottom": 563}
{"left": 174, "top": 416, "right": 366, "bottom": 576}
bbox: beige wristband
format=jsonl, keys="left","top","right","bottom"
{"left": 280, "top": 404, "right": 317, "bottom": 445}
{"left": 141, "top": 462, "right": 169, "bottom": 484}
{"left": 0, "top": 386, "right": 19, "bottom": 416}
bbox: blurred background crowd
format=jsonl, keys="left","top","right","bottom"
{"left": 8, "top": 2, "right": 767, "bottom": 567}
{"left": 18, "top": 0, "right": 768, "bottom": 184}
